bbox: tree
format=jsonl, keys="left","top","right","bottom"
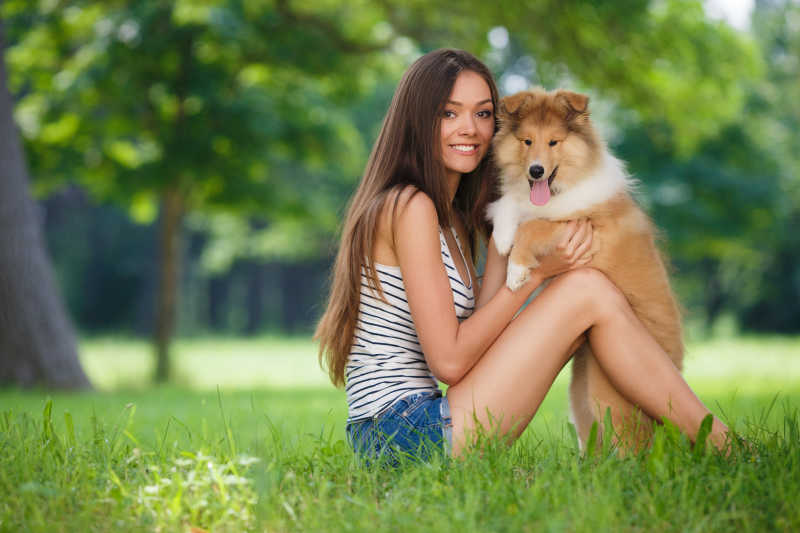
{"left": 3, "top": 0, "right": 766, "bottom": 385}
{"left": 735, "top": 0, "right": 800, "bottom": 332}
{"left": 0, "top": 21, "right": 89, "bottom": 388}
{"left": 614, "top": 0, "right": 800, "bottom": 332}
{"left": 386, "top": 0, "right": 758, "bottom": 153}
{"left": 3, "top": 0, "right": 389, "bottom": 381}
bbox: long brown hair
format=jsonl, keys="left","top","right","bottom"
{"left": 314, "top": 49, "right": 499, "bottom": 387}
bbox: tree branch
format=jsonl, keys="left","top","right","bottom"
{"left": 274, "top": 0, "right": 390, "bottom": 54}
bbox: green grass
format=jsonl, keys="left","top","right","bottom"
{"left": 1, "top": 335, "right": 799, "bottom": 532}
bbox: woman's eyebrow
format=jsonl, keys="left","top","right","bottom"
{"left": 447, "top": 98, "right": 494, "bottom": 106}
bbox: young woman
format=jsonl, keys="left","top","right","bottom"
{"left": 315, "top": 49, "right": 730, "bottom": 461}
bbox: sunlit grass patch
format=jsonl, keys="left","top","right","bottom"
{"left": 80, "top": 335, "right": 329, "bottom": 390}
{"left": 685, "top": 335, "right": 800, "bottom": 385}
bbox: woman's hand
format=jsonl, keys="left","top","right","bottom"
{"left": 534, "top": 218, "right": 594, "bottom": 279}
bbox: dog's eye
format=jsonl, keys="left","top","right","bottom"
{"left": 524, "top": 139, "right": 532, "bottom": 146}
{"left": 549, "top": 140, "right": 558, "bottom": 146}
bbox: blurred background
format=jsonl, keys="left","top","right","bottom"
{"left": 1, "top": 0, "right": 798, "bottom": 389}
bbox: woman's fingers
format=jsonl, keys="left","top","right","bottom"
{"left": 549, "top": 219, "right": 594, "bottom": 273}
{"left": 564, "top": 219, "right": 590, "bottom": 259}
{"left": 570, "top": 220, "right": 594, "bottom": 263}
{"left": 557, "top": 220, "right": 579, "bottom": 253}
{"left": 557, "top": 219, "right": 580, "bottom": 257}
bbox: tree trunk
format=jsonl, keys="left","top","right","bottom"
{"left": 0, "top": 25, "right": 90, "bottom": 389}
{"left": 153, "top": 187, "right": 183, "bottom": 383}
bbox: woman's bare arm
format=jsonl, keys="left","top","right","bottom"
{"left": 475, "top": 235, "right": 508, "bottom": 310}
{"left": 393, "top": 193, "right": 593, "bottom": 385}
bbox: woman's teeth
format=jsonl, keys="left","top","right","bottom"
{"left": 451, "top": 144, "right": 478, "bottom": 152}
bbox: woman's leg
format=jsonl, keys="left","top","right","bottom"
{"left": 446, "top": 268, "right": 728, "bottom": 455}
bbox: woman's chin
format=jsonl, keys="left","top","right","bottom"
{"left": 445, "top": 160, "right": 481, "bottom": 176}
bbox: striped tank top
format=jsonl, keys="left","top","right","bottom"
{"left": 345, "top": 227, "right": 476, "bottom": 423}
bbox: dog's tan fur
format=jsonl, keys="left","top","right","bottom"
{"left": 487, "top": 88, "right": 683, "bottom": 452}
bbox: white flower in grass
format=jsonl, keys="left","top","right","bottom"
{"left": 237, "top": 455, "right": 261, "bottom": 466}
{"left": 174, "top": 457, "right": 193, "bottom": 468}
{"left": 143, "top": 485, "right": 159, "bottom": 495}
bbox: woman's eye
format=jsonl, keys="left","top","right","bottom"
{"left": 443, "top": 110, "right": 456, "bottom": 118}
{"left": 477, "top": 110, "right": 493, "bottom": 118}
{"left": 524, "top": 139, "right": 532, "bottom": 146}
{"left": 549, "top": 140, "right": 558, "bottom": 146}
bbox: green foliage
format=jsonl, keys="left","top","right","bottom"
{"left": 400, "top": 0, "right": 759, "bottom": 153}
{"left": 608, "top": 0, "right": 800, "bottom": 332}
{"left": 736, "top": 0, "right": 800, "bottom": 331}
{"left": 4, "top": 0, "right": 797, "bottom": 332}
{"left": 3, "top": 0, "right": 384, "bottom": 259}
{"left": 4, "top": 0, "right": 760, "bottom": 253}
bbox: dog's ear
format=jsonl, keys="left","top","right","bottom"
{"left": 555, "top": 90, "right": 590, "bottom": 124}
{"left": 498, "top": 92, "right": 532, "bottom": 119}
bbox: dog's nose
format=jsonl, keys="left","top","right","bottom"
{"left": 529, "top": 165, "right": 545, "bottom": 179}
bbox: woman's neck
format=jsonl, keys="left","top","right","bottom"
{"left": 446, "top": 170, "right": 461, "bottom": 205}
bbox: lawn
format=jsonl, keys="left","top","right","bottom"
{"left": 1, "top": 335, "right": 798, "bottom": 532}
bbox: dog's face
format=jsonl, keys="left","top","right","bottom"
{"left": 493, "top": 88, "right": 601, "bottom": 205}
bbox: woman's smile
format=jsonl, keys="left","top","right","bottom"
{"left": 449, "top": 143, "right": 480, "bottom": 154}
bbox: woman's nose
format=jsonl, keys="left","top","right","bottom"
{"left": 459, "top": 115, "right": 477, "bottom": 135}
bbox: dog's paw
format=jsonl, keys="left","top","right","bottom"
{"left": 493, "top": 225, "right": 518, "bottom": 256}
{"left": 487, "top": 201, "right": 517, "bottom": 256}
{"left": 506, "top": 261, "right": 530, "bottom": 292}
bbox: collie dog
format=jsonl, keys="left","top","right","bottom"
{"left": 487, "top": 88, "right": 683, "bottom": 452}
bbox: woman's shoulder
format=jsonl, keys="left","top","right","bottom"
{"left": 373, "top": 186, "right": 439, "bottom": 265}
{"left": 390, "top": 185, "right": 434, "bottom": 215}
{"left": 381, "top": 185, "right": 438, "bottom": 230}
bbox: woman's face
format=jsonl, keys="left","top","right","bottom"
{"left": 440, "top": 70, "right": 495, "bottom": 182}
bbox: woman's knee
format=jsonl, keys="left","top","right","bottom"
{"left": 553, "top": 268, "right": 629, "bottom": 318}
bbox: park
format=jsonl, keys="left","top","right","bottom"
{"left": 1, "top": 1, "right": 799, "bottom": 531}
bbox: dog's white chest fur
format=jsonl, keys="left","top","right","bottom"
{"left": 487, "top": 152, "right": 632, "bottom": 256}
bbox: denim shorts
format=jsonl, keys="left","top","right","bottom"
{"left": 346, "top": 390, "right": 452, "bottom": 466}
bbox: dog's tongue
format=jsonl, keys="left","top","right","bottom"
{"left": 530, "top": 180, "right": 551, "bottom": 206}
